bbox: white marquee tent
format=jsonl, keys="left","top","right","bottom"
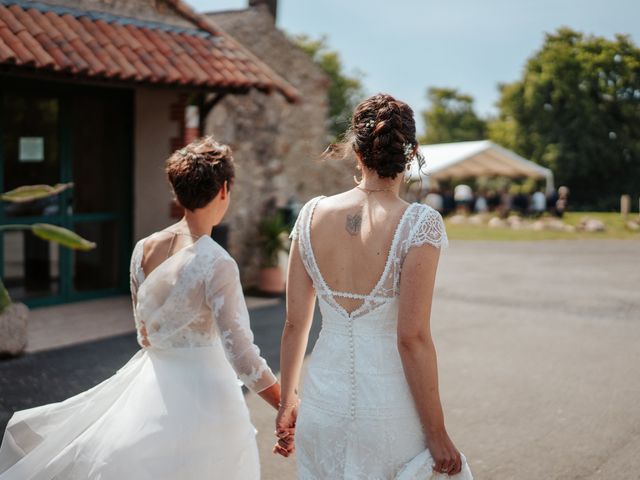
{"left": 411, "top": 140, "right": 554, "bottom": 193}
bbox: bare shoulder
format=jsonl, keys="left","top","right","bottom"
{"left": 305, "top": 192, "right": 351, "bottom": 226}
{"left": 141, "top": 230, "right": 175, "bottom": 261}
{"left": 314, "top": 190, "right": 410, "bottom": 216}
{"left": 313, "top": 191, "right": 351, "bottom": 211}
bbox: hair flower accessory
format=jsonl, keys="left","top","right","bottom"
{"left": 365, "top": 119, "right": 375, "bottom": 129}
{"left": 403, "top": 142, "right": 414, "bottom": 159}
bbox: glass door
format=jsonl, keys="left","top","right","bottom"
{"left": 1, "top": 90, "right": 63, "bottom": 303}
{"left": 67, "top": 89, "right": 132, "bottom": 301}
{"left": 0, "top": 79, "right": 132, "bottom": 307}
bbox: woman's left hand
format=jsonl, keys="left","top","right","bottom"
{"left": 273, "top": 402, "right": 298, "bottom": 457}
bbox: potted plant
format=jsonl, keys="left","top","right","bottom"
{"left": 0, "top": 184, "right": 96, "bottom": 356}
{"left": 257, "top": 212, "right": 289, "bottom": 294}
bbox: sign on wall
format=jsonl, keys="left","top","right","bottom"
{"left": 19, "top": 137, "right": 45, "bottom": 162}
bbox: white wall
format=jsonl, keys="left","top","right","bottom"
{"left": 133, "top": 88, "right": 181, "bottom": 240}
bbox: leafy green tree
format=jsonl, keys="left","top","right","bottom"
{"left": 291, "top": 34, "right": 365, "bottom": 139}
{"left": 489, "top": 28, "right": 640, "bottom": 210}
{"left": 420, "top": 87, "right": 487, "bottom": 144}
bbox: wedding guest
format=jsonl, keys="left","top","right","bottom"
{"left": 531, "top": 189, "right": 547, "bottom": 217}
{"left": 425, "top": 189, "right": 444, "bottom": 213}
{"left": 454, "top": 184, "right": 473, "bottom": 213}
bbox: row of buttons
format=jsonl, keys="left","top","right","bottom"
{"left": 347, "top": 318, "right": 356, "bottom": 419}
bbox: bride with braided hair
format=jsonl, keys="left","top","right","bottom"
{"left": 275, "top": 94, "right": 473, "bottom": 479}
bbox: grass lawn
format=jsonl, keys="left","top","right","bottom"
{"left": 446, "top": 212, "right": 640, "bottom": 241}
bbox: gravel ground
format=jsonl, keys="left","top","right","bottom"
{"left": 1, "top": 240, "right": 638, "bottom": 479}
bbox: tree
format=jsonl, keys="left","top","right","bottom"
{"left": 489, "top": 28, "right": 640, "bottom": 210}
{"left": 420, "top": 87, "right": 487, "bottom": 144}
{"left": 291, "top": 34, "right": 365, "bottom": 139}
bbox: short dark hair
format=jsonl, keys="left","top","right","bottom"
{"left": 165, "top": 136, "right": 235, "bottom": 211}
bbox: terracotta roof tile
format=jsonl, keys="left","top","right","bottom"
{"left": 61, "top": 14, "right": 106, "bottom": 74}
{"left": 76, "top": 16, "right": 121, "bottom": 77}
{"left": 44, "top": 11, "right": 89, "bottom": 72}
{"left": 0, "top": 3, "right": 20, "bottom": 30}
{"left": 29, "top": 8, "right": 73, "bottom": 70}
{"left": 0, "top": 24, "right": 34, "bottom": 65}
{"left": 109, "top": 23, "right": 153, "bottom": 79}
{"left": 180, "top": 33, "right": 225, "bottom": 84}
{"left": 133, "top": 27, "right": 183, "bottom": 83}
{"left": 91, "top": 19, "right": 139, "bottom": 79}
{"left": 0, "top": 0, "right": 299, "bottom": 101}
{"left": 0, "top": 35, "right": 14, "bottom": 62}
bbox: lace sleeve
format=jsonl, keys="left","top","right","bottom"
{"left": 409, "top": 205, "right": 448, "bottom": 249}
{"left": 205, "top": 255, "right": 277, "bottom": 393}
{"left": 129, "top": 239, "right": 149, "bottom": 346}
{"left": 289, "top": 196, "right": 324, "bottom": 240}
{"left": 129, "top": 240, "right": 144, "bottom": 311}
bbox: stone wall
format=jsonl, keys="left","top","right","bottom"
{"left": 206, "top": 5, "right": 354, "bottom": 285}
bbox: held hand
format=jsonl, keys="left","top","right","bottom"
{"left": 272, "top": 428, "right": 295, "bottom": 457}
{"left": 426, "top": 430, "right": 462, "bottom": 476}
{"left": 273, "top": 401, "right": 298, "bottom": 458}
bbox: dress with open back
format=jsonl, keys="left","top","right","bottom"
{"left": 0, "top": 233, "right": 276, "bottom": 480}
{"left": 291, "top": 196, "right": 472, "bottom": 479}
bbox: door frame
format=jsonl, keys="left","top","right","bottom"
{"left": 0, "top": 76, "right": 133, "bottom": 308}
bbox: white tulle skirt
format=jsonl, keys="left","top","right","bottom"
{"left": 0, "top": 345, "right": 259, "bottom": 480}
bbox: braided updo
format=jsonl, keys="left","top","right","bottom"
{"left": 165, "top": 136, "right": 235, "bottom": 211}
{"left": 326, "top": 93, "right": 420, "bottom": 179}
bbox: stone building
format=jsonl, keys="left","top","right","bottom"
{"left": 205, "top": 1, "right": 353, "bottom": 284}
{"left": 0, "top": 0, "right": 296, "bottom": 306}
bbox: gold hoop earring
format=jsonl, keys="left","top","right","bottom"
{"left": 353, "top": 173, "right": 363, "bottom": 185}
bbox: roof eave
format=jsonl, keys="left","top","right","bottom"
{"left": 164, "top": 0, "right": 300, "bottom": 103}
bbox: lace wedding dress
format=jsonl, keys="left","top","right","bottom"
{"left": 0, "top": 233, "right": 276, "bottom": 480}
{"left": 291, "top": 196, "right": 473, "bottom": 480}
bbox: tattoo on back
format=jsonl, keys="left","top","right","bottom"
{"left": 345, "top": 212, "right": 363, "bottom": 236}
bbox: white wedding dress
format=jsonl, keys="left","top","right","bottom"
{"left": 0, "top": 233, "right": 276, "bottom": 480}
{"left": 291, "top": 197, "right": 473, "bottom": 480}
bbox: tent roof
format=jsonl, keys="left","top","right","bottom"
{"left": 413, "top": 140, "right": 553, "bottom": 183}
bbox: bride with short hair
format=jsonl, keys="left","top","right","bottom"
{"left": 0, "top": 136, "right": 285, "bottom": 479}
{"left": 275, "top": 94, "right": 473, "bottom": 479}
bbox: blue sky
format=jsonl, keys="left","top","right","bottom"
{"left": 192, "top": 0, "right": 640, "bottom": 133}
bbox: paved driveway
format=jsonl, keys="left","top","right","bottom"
{"left": 1, "top": 240, "right": 638, "bottom": 479}
{"left": 252, "top": 240, "right": 640, "bottom": 480}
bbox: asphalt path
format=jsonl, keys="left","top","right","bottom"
{"left": 1, "top": 240, "right": 639, "bottom": 479}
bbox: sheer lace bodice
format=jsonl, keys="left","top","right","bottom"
{"left": 129, "top": 234, "right": 276, "bottom": 393}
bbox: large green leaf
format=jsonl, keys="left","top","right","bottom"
{"left": 31, "top": 223, "right": 96, "bottom": 251}
{"left": 1, "top": 183, "right": 73, "bottom": 203}
{"left": 0, "top": 279, "right": 10, "bottom": 314}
